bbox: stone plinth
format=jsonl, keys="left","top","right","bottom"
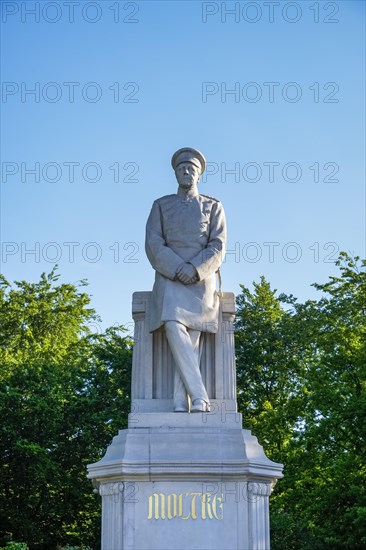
{"left": 131, "top": 291, "right": 237, "bottom": 411}
{"left": 87, "top": 292, "right": 283, "bottom": 549}
{"left": 87, "top": 413, "right": 283, "bottom": 550}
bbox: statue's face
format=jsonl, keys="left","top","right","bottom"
{"left": 175, "top": 162, "right": 200, "bottom": 189}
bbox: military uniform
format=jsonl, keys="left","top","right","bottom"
{"left": 145, "top": 147, "right": 226, "bottom": 412}
{"left": 145, "top": 192, "right": 226, "bottom": 333}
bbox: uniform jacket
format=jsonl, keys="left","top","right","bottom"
{"left": 145, "top": 192, "right": 226, "bottom": 333}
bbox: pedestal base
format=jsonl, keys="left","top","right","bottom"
{"left": 87, "top": 414, "right": 283, "bottom": 550}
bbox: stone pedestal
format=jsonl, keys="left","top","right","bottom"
{"left": 131, "top": 291, "right": 238, "bottom": 411}
{"left": 88, "top": 413, "right": 282, "bottom": 550}
{"left": 87, "top": 292, "right": 283, "bottom": 549}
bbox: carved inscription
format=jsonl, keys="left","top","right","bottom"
{"left": 147, "top": 492, "right": 224, "bottom": 520}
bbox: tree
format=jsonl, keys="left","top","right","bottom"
{"left": 235, "top": 276, "right": 307, "bottom": 462}
{"left": 2, "top": 255, "right": 365, "bottom": 548}
{"left": 290, "top": 253, "right": 366, "bottom": 548}
{"left": 0, "top": 268, "right": 132, "bottom": 549}
{"left": 235, "top": 254, "right": 366, "bottom": 549}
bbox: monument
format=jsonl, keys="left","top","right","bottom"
{"left": 87, "top": 148, "right": 283, "bottom": 549}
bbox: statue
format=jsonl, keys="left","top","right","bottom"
{"left": 145, "top": 147, "right": 227, "bottom": 413}
{"left": 88, "top": 148, "right": 283, "bottom": 550}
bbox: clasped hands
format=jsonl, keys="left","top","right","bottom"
{"left": 175, "top": 263, "right": 199, "bottom": 285}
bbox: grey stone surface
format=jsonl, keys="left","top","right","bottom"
{"left": 131, "top": 292, "right": 236, "bottom": 407}
{"left": 145, "top": 147, "right": 227, "bottom": 411}
{"left": 131, "top": 398, "right": 237, "bottom": 413}
{"left": 88, "top": 423, "right": 283, "bottom": 482}
{"left": 86, "top": 148, "right": 284, "bottom": 548}
{"left": 89, "top": 420, "right": 282, "bottom": 481}
{"left": 87, "top": 420, "right": 282, "bottom": 549}
{"left": 96, "top": 478, "right": 273, "bottom": 550}
{"left": 128, "top": 411, "right": 242, "bottom": 429}
{"left": 87, "top": 309, "right": 284, "bottom": 549}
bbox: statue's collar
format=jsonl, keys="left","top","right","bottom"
{"left": 177, "top": 187, "right": 199, "bottom": 200}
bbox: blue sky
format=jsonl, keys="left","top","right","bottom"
{"left": 1, "top": 0, "right": 365, "bottom": 333}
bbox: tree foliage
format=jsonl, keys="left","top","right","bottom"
{"left": 235, "top": 253, "right": 366, "bottom": 549}
{"left": 1, "top": 255, "right": 365, "bottom": 549}
{"left": 0, "top": 268, "right": 132, "bottom": 549}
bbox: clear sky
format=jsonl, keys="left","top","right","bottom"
{"left": 1, "top": 0, "right": 365, "bottom": 334}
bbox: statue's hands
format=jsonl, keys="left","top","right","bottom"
{"left": 176, "top": 263, "right": 199, "bottom": 285}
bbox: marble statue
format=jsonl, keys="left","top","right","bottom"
{"left": 145, "top": 147, "right": 227, "bottom": 413}
{"left": 88, "top": 150, "right": 283, "bottom": 550}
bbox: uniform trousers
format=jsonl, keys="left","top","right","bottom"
{"left": 164, "top": 320, "right": 209, "bottom": 407}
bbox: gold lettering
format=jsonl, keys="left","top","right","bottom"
{"left": 147, "top": 491, "right": 224, "bottom": 520}
{"left": 190, "top": 492, "right": 201, "bottom": 520}
{"left": 147, "top": 495, "right": 152, "bottom": 519}
{"left": 147, "top": 493, "right": 166, "bottom": 520}
{"left": 179, "top": 493, "right": 191, "bottom": 520}
{"left": 147, "top": 495, "right": 153, "bottom": 520}
{"left": 201, "top": 493, "right": 207, "bottom": 520}
{"left": 167, "top": 493, "right": 177, "bottom": 519}
{"left": 203, "top": 493, "right": 214, "bottom": 519}
{"left": 212, "top": 494, "right": 224, "bottom": 520}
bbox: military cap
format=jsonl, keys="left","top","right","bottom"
{"left": 171, "top": 147, "right": 206, "bottom": 174}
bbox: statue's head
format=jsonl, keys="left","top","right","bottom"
{"left": 171, "top": 147, "right": 206, "bottom": 190}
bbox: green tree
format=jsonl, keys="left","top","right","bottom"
{"left": 235, "top": 254, "right": 366, "bottom": 549}
{"left": 0, "top": 268, "right": 132, "bottom": 549}
{"left": 2, "top": 255, "right": 365, "bottom": 549}
{"left": 290, "top": 253, "right": 366, "bottom": 548}
{"left": 235, "top": 276, "right": 307, "bottom": 462}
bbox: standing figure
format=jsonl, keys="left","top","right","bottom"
{"left": 145, "top": 147, "right": 226, "bottom": 413}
